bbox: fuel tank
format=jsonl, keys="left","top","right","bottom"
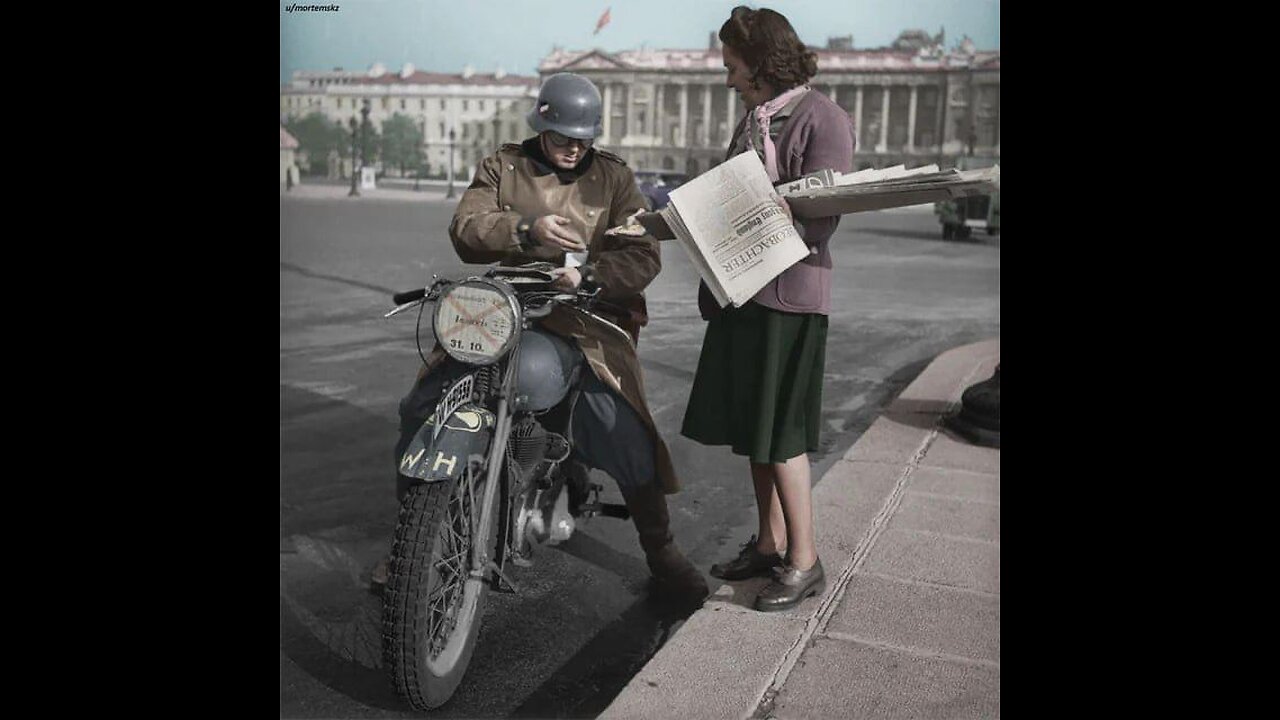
{"left": 514, "top": 328, "right": 582, "bottom": 412}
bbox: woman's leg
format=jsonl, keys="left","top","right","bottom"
{"left": 749, "top": 463, "right": 788, "bottom": 556}
{"left": 771, "top": 453, "right": 816, "bottom": 571}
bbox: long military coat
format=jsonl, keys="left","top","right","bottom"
{"left": 441, "top": 141, "right": 681, "bottom": 493}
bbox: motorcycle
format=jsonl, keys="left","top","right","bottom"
{"left": 380, "top": 262, "right": 636, "bottom": 710}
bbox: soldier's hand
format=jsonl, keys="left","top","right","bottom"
{"left": 549, "top": 267, "right": 582, "bottom": 291}
{"left": 531, "top": 215, "right": 588, "bottom": 252}
{"left": 771, "top": 192, "right": 794, "bottom": 223}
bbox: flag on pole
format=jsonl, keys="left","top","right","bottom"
{"left": 594, "top": 7, "right": 611, "bottom": 35}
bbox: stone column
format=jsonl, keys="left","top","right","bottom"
{"left": 679, "top": 83, "right": 689, "bottom": 147}
{"left": 853, "top": 86, "right": 864, "bottom": 147}
{"left": 726, "top": 86, "right": 736, "bottom": 144}
{"left": 626, "top": 79, "right": 636, "bottom": 142}
{"left": 702, "top": 84, "right": 712, "bottom": 147}
{"left": 907, "top": 85, "right": 918, "bottom": 153}
{"left": 602, "top": 83, "right": 613, "bottom": 143}
{"left": 876, "top": 86, "right": 889, "bottom": 153}
{"left": 655, "top": 84, "right": 665, "bottom": 145}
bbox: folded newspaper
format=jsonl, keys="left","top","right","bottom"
{"left": 612, "top": 155, "right": 1000, "bottom": 308}
{"left": 777, "top": 162, "right": 1000, "bottom": 216}
{"left": 644, "top": 151, "right": 810, "bottom": 308}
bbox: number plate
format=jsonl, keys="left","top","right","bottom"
{"left": 433, "top": 373, "right": 475, "bottom": 442}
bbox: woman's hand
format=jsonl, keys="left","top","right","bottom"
{"left": 532, "top": 215, "right": 588, "bottom": 252}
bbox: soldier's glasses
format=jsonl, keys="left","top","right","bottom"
{"left": 545, "top": 131, "right": 594, "bottom": 149}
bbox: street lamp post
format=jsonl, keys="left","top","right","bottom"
{"left": 347, "top": 115, "right": 360, "bottom": 197}
{"left": 414, "top": 117, "right": 425, "bottom": 191}
{"left": 360, "top": 98, "right": 372, "bottom": 185}
{"left": 446, "top": 128, "right": 457, "bottom": 199}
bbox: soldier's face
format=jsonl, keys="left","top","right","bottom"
{"left": 540, "top": 131, "right": 590, "bottom": 170}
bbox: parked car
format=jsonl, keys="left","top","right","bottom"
{"left": 633, "top": 170, "right": 688, "bottom": 210}
{"left": 935, "top": 192, "right": 1000, "bottom": 240}
{"left": 934, "top": 156, "right": 1000, "bottom": 240}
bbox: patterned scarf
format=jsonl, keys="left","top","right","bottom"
{"left": 746, "top": 85, "right": 809, "bottom": 182}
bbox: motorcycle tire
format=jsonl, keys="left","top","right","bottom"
{"left": 382, "top": 463, "right": 498, "bottom": 710}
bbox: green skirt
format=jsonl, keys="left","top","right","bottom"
{"left": 680, "top": 302, "right": 828, "bottom": 464}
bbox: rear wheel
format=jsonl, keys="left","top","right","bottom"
{"left": 383, "top": 462, "right": 498, "bottom": 709}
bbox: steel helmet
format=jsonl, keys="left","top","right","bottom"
{"left": 526, "top": 73, "right": 603, "bottom": 140}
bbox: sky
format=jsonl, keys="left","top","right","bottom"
{"left": 280, "top": 0, "right": 1000, "bottom": 85}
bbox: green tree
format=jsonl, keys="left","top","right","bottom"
{"left": 285, "top": 111, "right": 349, "bottom": 175}
{"left": 379, "top": 113, "right": 424, "bottom": 177}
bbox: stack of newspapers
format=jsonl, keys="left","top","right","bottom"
{"left": 630, "top": 153, "right": 999, "bottom": 308}
{"left": 776, "top": 162, "right": 1000, "bottom": 215}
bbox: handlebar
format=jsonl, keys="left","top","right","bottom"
{"left": 393, "top": 288, "right": 427, "bottom": 305}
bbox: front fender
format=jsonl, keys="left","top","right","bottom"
{"left": 398, "top": 403, "right": 496, "bottom": 482}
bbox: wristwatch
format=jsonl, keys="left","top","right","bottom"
{"left": 516, "top": 216, "right": 538, "bottom": 250}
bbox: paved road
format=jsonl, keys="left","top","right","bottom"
{"left": 279, "top": 193, "right": 1000, "bottom": 718}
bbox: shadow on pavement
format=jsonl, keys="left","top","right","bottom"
{"left": 280, "top": 385, "right": 410, "bottom": 714}
{"left": 509, "top": 592, "right": 695, "bottom": 719}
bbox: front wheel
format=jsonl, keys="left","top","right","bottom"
{"left": 383, "top": 462, "right": 498, "bottom": 710}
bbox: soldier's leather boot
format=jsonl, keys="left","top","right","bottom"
{"left": 624, "top": 484, "right": 710, "bottom": 606}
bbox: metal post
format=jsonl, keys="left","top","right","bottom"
{"left": 446, "top": 128, "right": 457, "bottom": 199}
{"left": 360, "top": 99, "right": 372, "bottom": 183}
{"left": 415, "top": 117, "right": 424, "bottom": 191}
{"left": 347, "top": 116, "right": 360, "bottom": 197}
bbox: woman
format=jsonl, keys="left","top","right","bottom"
{"left": 681, "top": 5, "right": 855, "bottom": 612}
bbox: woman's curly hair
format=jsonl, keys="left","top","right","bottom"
{"left": 718, "top": 5, "right": 818, "bottom": 92}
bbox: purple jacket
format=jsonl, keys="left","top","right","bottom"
{"left": 699, "top": 89, "right": 856, "bottom": 319}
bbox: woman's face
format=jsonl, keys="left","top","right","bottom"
{"left": 722, "top": 44, "right": 773, "bottom": 109}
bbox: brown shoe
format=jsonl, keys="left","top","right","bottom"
{"left": 709, "top": 535, "right": 784, "bottom": 581}
{"left": 754, "top": 558, "right": 826, "bottom": 612}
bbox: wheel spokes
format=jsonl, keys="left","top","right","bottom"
{"left": 425, "top": 467, "right": 481, "bottom": 661}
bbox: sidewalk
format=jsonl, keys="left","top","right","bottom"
{"left": 603, "top": 339, "right": 1000, "bottom": 719}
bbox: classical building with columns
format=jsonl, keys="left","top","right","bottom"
{"left": 280, "top": 63, "right": 538, "bottom": 177}
{"left": 536, "top": 32, "right": 999, "bottom": 175}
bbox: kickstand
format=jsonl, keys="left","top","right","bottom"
{"left": 487, "top": 560, "right": 520, "bottom": 594}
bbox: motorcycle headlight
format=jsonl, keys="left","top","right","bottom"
{"left": 433, "top": 279, "right": 520, "bottom": 365}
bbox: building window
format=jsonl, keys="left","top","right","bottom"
{"left": 975, "top": 85, "right": 999, "bottom": 148}
{"left": 462, "top": 125, "right": 469, "bottom": 139}
{"left": 463, "top": 99, "right": 469, "bottom": 111}
{"left": 420, "top": 99, "right": 426, "bottom": 110}
{"left": 381, "top": 97, "right": 389, "bottom": 110}
{"left": 400, "top": 99, "right": 406, "bottom": 110}
{"left": 913, "top": 86, "right": 940, "bottom": 148}
{"left": 509, "top": 122, "right": 518, "bottom": 139}
{"left": 440, "top": 99, "right": 446, "bottom": 110}
{"left": 478, "top": 124, "right": 485, "bottom": 140}
{"left": 861, "top": 87, "right": 884, "bottom": 149}
{"left": 888, "top": 87, "right": 910, "bottom": 149}
{"left": 439, "top": 122, "right": 445, "bottom": 139}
